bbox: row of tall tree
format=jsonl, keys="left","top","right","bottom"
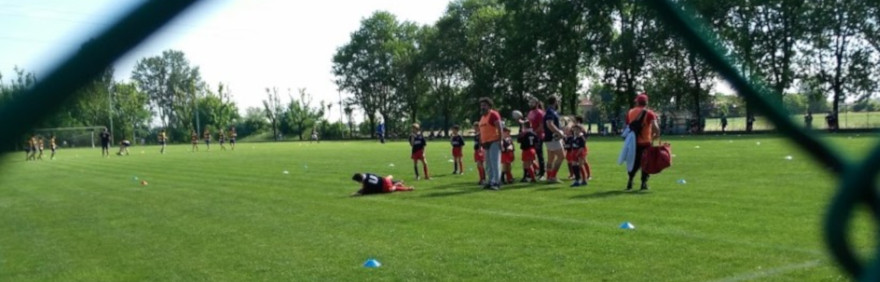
{"left": 333, "top": 0, "right": 880, "bottom": 136}
{"left": 1, "top": 48, "right": 351, "bottom": 145}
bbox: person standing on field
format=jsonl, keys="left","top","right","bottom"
{"left": 542, "top": 96, "right": 567, "bottom": 183}
{"left": 479, "top": 97, "right": 503, "bottom": 190}
{"left": 625, "top": 93, "right": 660, "bottom": 191}
{"left": 100, "top": 127, "right": 111, "bottom": 157}
{"left": 520, "top": 97, "right": 545, "bottom": 178}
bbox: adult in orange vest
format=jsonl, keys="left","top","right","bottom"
{"left": 479, "top": 97, "right": 503, "bottom": 190}
{"left": 625, "top": 93, "right": 660, "bottom": 191}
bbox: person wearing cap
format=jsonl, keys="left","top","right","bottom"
{"left": 543, "top": 95, "right": 567, "bottom": 183}
{"left": 478, "top": 97, "right": 503, "bottom": 190}
{"left": 625, "top": 93, "right": 660, "bottom": 191}
{"left": 520, "top": 97, "right": 546, "bottom": 179}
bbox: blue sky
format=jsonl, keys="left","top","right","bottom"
{"left": 0, "top": 0, "right": 452, "bottom": 121}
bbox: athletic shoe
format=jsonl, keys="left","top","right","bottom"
{"left": 489, "top": 185, "right": 500, "bottom": 191}
{"left": 570, "top": 182, "right": 581, "bottom": 187}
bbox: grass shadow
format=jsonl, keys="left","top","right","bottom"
{"left": 569, "top": 189, "right": 649, "bottom": 200}
{"left": 421, "top": 188, "right": 485, "bottom": 198}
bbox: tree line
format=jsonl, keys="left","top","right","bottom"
{"left": 0, "top": 49, "right": 343, "bottom": 145}
{"left": 333, "top": 0, "right": 880, "bottom": 136}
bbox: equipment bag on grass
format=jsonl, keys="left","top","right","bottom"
{"left": 641, "top": 136, "right": 671, "bottom": 174}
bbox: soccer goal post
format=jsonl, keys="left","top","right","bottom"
{"left": 34, "top": 126, "right": 106, "bottom": 148}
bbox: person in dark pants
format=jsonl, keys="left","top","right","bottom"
{"left": 804, "top": 111, "right": 813, "bottom": 130}
{"left": 720, "top": 113, "right": 728, "bottom": 133}
{"left": 625, "top": 93, "right": 660, "bottom": 191}
{"left": 99, "top": 127, "right": 111, "bottom": 157}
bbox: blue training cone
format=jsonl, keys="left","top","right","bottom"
{"left": 363, "top": 259, "right": 381, "bottom": 268}
{"left": 619, "top": 222, "right": 635, "bottom": 230}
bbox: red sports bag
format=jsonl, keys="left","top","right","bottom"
{"left": 641, "top": 137, "right": 672, "bottom": 174}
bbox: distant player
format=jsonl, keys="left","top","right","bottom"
{"left": 218, "top": 129, "right": 227, "bottom": 151}
{"left": 203, "top": 128, "right": 212, "bottom": 151}
{"left": 25, "top": 138, "right": 33, "bottom": 161}
{"left": 574, "top": 116, "right": 591, "bottom": 181}
{"left": 100, "top": 127, "right": 111, "bottom": 157}
{"left": 500, "top": 127, "right": 515, "bottom": 184}
{"left": 563, "top": 125, "right": 574, "bottom": 179}
{"left": 568, "top": 125, "right": 588, "bottom": 187}
{"left": 350, "top": 173, "right": 414, "bottom": 196}
{"left": 158, "top": 129, "right": 168, "bottom": 154}
{"left": 190, "top": 130, "right": 199, "bottom": 152}
{"left": 117, "top": 139, "right": 131, "bottom": 156}
{"left": 37, "top": 136, "right": 45, "bottom": 160}
{"left": 49, "top": 135, "right": 57, "bottom": 160}
{"left": 409, "top": 123, "right": 430, "bottom": 180}
{"left": 310, "top": 130, "right": 319, "bottom": 143}
{"left": 450, "top": 125, "right": 465, "bottom": 175}
{"left": 473, "top": 122, "right": 486, "bottom": 185}
{"left": 229, "top": 127, "right": 237, "bottom": 150}
{"left": 518, "top": 122, "right": 539, "bottom": 182}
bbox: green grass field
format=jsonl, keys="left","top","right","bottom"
{"left": 1, "top": 135, "right": 877, "bottom": 281}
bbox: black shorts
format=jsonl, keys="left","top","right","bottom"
{"left": 101, "top": 142, "right": 110, "bottom": 149}
{"left": 159, "top": 140, "right": 166, "bottom": 145}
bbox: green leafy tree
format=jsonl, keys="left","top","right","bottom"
{"left": 237, "top": 107, "right": 269, "bottom": 138}
{"left": 112, "top": 82, "right": 152, "bottom": 140}
{"left": 283, "top": 88, "right": 325, "bottom": 140}
{"left": 196, "top": 83, "right": 240, "bottom": 135}
{"left": 131, "top": 50, "right": 205, "bottom": 140}
{"left": 801, "top": 0, "right": 876, "bottom": 119}
{"left": 263, "top": 87, "right": 284, "bottom": 141}
{"left": 333, "top": 11, "right": 399, "bottom": 138}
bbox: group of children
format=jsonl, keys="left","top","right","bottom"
{"left": 167, "top": 127, "right": 237, "bottom": 153}
{"left": 354, "top": 116, "right": 593, "bottom": 195}
{"left": 24, "top": 134, "right": 57, "bottom": 161}
{"left": 403, "top": 117, "right": 592, "bottom": 187}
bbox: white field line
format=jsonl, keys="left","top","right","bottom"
{"left": 712, "top": 259, "right": 826, "bottom": 282}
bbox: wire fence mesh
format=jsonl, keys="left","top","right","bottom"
{"left": 0, "top": 0, "right": 871, "bottom": 279}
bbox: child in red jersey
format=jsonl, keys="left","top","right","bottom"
{"left": 568, "top": 125, "right": 588, "bottom": 187}
{"left": 450, "top": 125, "right": 465, "bottom": 175}
{"left": 350, "top": 173, "right": 414, "bottom": 196}
{"left": 517, "top": 122, "right": 539, "bottom": 182}
{"left": 500, "top": 127, "right": 515, "bottom": 184}
{"left": 473, "top": 122, "right": 486, "bottom": 185}
{"left": 409, "top": 123, "right": 430, "bottom": 180}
